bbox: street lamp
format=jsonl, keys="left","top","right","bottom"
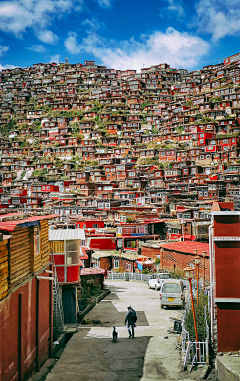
{"left": 202, "top": 251, "right": 207, "bottom": 295}
{"left": 160, "top": 248, "right": 164, "bottom": 272}
{"left": 194, "top": 252, "right": 201, "bottom": 305}
{"left": 184, "top": 266, "right": 199, "bottom": 343}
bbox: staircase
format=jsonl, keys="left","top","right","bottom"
{"left": 22, "top": 169, "right": 33, "bottom": 181}
{"left": 53, "top": 262, "right": 64, "bottom": 340}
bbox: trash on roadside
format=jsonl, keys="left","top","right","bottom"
{"left": 168, "top": 317, "right": 182, "bottom": 334}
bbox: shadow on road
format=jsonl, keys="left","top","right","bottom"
{"left": 79, "top": 300, "right": 149, "bottom": 327}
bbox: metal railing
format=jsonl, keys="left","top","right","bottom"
{"left": 52, "top": 259, "right": 64, "bottom": 340}
{"left": 106, "top": 271, "right": 204, "bottom": 290}
{"left": 107, "top": 271, "right": 152, "bottom": 282}
{"left": 182, "top": 296, "right": 210, "bottom": 370}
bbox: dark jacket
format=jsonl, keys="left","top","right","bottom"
{"left": 125, "top": 308, "right": 136, "bottom": 325}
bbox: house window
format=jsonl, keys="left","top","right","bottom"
{"left": 93, "top": 223, "right": 98, "bottom": 228}
{"left": 93, "top": 258, "right": 100, "bottom": 268}
{"left": 114, "top": 259, "right": 119, "bottom": 269}
{"left": 126, "top": 263, "right": 131, "bottom": 271}
{"left": 34, "top": 226, "right": 40, "bottom": 255}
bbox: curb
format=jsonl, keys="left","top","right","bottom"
{"left": 78, "top": 289, "right": 110, "bottom": 321}
{"left": 216, "top": 354, "right": 240, "bottom": 381}
{"left": 197, "top": 364, "right": 211, "bottom": 381}
{"left": 52, "top": 333, "right": 67, "bottom": 357}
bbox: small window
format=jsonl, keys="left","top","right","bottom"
{"left": 114, "top": 259, "right": 119, "bottom": 269}
{"left": 34, "top": 226, "right": 40, "bottom": 255}
{"left": 126, "top": 263, "right": 132, "bottom": 271}
{"left": 93, "top": 223, "right": 98, "bottom": 228}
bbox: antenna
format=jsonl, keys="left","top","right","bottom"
{"left": 219, "top": 57, "right": 220, "bottom": 64}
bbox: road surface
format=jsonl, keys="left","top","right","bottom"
{"left": 45, "top": 280, "right": 198, "bottom": 381}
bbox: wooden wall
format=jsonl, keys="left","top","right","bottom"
{"left": 0, "top": 239, "right": 9, "bottom": 301}
{"left": 9, "top": 226, "right": 31, "bottom": 288}
{"left": 50, "top": 240, "right": 64, "bottom": 254}
{"left": 40, "top": 219, "right": 50, "bottom": 267}
{"left": 5, "top": 219, "right": 50, "bottom": 292}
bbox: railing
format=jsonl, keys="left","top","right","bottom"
{"left": 106, "top": 271, "right": 204, "bottom": 290}
{"left": 182, "top": 295, "right": 210, "bottom": 370}
{"left": 52, "top": 258, "right": 64, "bottom": 340}
{"left": 107, "top": 271, "right": 152, "bottom": 282}
{"left": 184, "top": 340, "right": 209, "bottom": 371}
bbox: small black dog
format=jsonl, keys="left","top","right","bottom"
{"left": 112, "top": 326, "right": 118, "bottom": 343}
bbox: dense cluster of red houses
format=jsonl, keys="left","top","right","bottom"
{"left": 1, "top": 53, "right": 240, "bottom": 277}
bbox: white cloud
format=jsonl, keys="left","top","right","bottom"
{"left": 0, "top": 45, "right": 9, "bottom": 57}
{"left": 82, "top": 18, "right": 103, "bottom": 32}
{"left": 167, "top": 0, "right": 185, "bottom": 17}
{"left": 97, "top": 0, "right": 111, "bottom": 8}
{"left": 65, "top": 32, "right": 81, "bottom": 54}
{"left": 27, "top": 45, "right": 46, "bottom": 53}
{"left": 195, "top": 0, "right": 240, "bottom": 40}
{"left": 36, "top": 30, "right": 59, "bottom": 45}
{"left": 78, "top": 28, "right": 209, "bottom": 71}
{"left": 50, "top": 54, "right": 60, "bottom": 63}
{"left": 0, "top": 0, "right": 83, "bottom": 43}
{"left": 0, "top": 64, "right": 16, "bottom": 71}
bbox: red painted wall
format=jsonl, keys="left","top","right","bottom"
{"left": 88, "top": 237, "right": 116, "bottom": 250}
{"left": 77, "top": 220, "right": 104, "bottom": 229}
{"left": 0, "top": 267, "right": 52, "bottom": 381}
{"left": 214, "top": 213, "right": 240, "bottom": 352}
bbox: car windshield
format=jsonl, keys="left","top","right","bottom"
{"left": 158, "top": 274, "right": 170, "bottom": 279}
{"left": 162, "top": 283, "right": 181, "bottom": 293}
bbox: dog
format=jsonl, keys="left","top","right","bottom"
{"left": 112, "top": 326, "right": 118, "bottom": 343}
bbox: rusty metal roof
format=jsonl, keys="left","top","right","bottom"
{"left": 0, "top": 215, "right": 56, "bottom": 232}
{"left": 160, "top": 241, "right": 209, "bottom": 256}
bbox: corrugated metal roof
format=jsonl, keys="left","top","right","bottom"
{"left": 0, "top": 215, "right": 56, "bottom": 232}
{"left": 0, "top": 213, "right": 24, "bottom": 220}
{"left": 49, "top": 228, "right": 85, "bottom": 241}
{"left": 160, "top": 241, "right": 209, "bottom": 256}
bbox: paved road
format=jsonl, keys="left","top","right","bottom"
{"left": 46, "top": 280, "right": 193, "bottom": 381}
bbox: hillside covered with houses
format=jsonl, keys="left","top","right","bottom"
{"left": 0, "top": 53, "right": 240, "bottom": 271}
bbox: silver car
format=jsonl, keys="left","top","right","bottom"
{"left": 160, "top": 280, "right": 185, "bottom": 309}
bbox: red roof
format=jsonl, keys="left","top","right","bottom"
{"left": 0, "top": 215, "right": 56, "bottom": 232}
{"left": 80, "top": 247, "right": 89, "bottom": 260}
{"left": 161, "top": 241, "right": 209, "bottom": 256}
{"left": 0, "top": 213, "right": 23, "bottom": 219}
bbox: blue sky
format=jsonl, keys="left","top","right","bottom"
{"left": 0, "top": 0, "right": 240, "bottom": 72}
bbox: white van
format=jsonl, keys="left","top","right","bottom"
{"left": 148, "top": 273, "right": 171, "bottom": 290}
{"left": 160, "top": 279, "right": 185, "bottom": 309}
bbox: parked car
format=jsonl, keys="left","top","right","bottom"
{"left": 148, "top": 272, "right": 171, "bottom": 290}
{"left": 160, "top": 279, "right": 185, "bottom": 309}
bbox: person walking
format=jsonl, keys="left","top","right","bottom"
{"left": 124, "top": 305, "right": 137, "bottom": 338}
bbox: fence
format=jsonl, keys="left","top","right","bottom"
{"left": 106, "top": 271, "right": 204, "bottom": 290}
{"left": 184, "top": 340, "right": 209, "bottom": 371}
{"left": 107, "top": 271, "right": 152, "bottom": 283}
{"left": 182, "top": 297, "right": 210, "bottom": 370}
